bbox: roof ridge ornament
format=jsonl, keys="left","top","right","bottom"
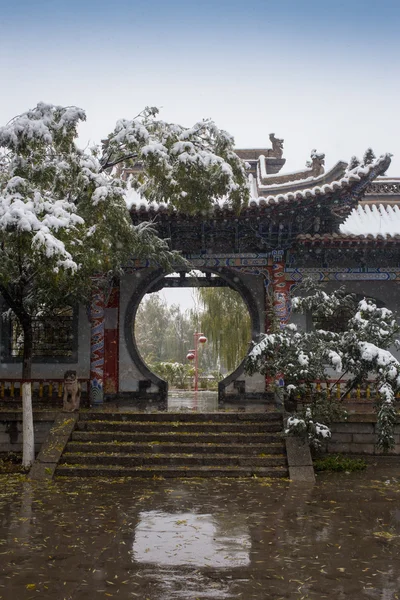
{"left": 268, "top": 133, "right": 284, "bottom": 159}
{"left": 306, "top": 150, "right": 325, "bottom": 177}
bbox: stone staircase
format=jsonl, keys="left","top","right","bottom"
{"left": 55, "top": 411, "right": 288, "bottom": 478}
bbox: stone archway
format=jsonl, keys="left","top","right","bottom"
{"left": 123, "top": 267, "right": 261, "bottom": 402}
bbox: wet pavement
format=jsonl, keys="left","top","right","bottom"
{"left": 101, "top": 391, "right": 274, "bottom": 414}
{"left": 168, "top": 391, "right": 219, "bottom": 412}
{"left": 0, "top": 459, "right": 399, "bottom": 599}
{"left": 167, "top": 390, "right": 278, "bottom": 413}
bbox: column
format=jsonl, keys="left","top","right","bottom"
{"left": 104, "top": 282, "right": 120, "bottom": 395}
{"left": 269, "top": 260, "right": 292, "bottom": 390}
{"left": 271, "top": 260, "right": 292, "bottom": 327}
{"left": 90, "top": 279, "right": 105, "bottom": 405}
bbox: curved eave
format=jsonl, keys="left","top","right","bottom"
{"left": 257, "top": 161, "right": 348, "bottom": 192}
{"left": 249, "top": 154, "right": 392, "bottom": 209}
{"left": 129, "top": 154, "right": 392, "bottom": 220}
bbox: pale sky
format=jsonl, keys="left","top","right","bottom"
{"left": 1, "top": 0, "right": 400, "bottom": 175}
{"left": 159, "top": 288, "right": 197, "bottom": 312}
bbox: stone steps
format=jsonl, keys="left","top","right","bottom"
{"left": 60, "top": 453, "right": 287, "bottom": 467}
{"left": 56, "top": 411, "right": 288, "bottom": 478}
{"left": 75, "top": 421, "right": 282, "bottom": 433}
{"left": 56, "top": 465, "right": 289, "bottom": 478}
{"left": 78, "top": 411, "right": 282, "bottom": 423}
{"left": 65, "top": 441, "right": 285, "bottom": 455}
{"left": 71, "top": 431, "right": 280, "bottom": 444}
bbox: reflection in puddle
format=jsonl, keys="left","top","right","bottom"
{"left": 2, "top": 465, "right": 400, "bottom": 599}
{"left": 132, "top": 510, "right": 251, "bottom": 568}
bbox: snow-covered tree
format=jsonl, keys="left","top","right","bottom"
{"left": 245, "top": 285, "right": 400, "bottom": 451}
{"left": 101, "top": 107, "right": 250, "bottom": 214}
{"left": 0, "top": 103, "right": 250, "bottom": 467}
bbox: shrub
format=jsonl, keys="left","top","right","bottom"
{"left": 314, "top": 454, "right": 367, "bottom": 472}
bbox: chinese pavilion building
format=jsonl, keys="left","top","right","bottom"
{"left": 1, "top": 136, "right": 400, "bottom": 405}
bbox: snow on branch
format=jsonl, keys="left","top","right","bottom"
{"left": 245, "top": 284, "right": 400, "bottom": 451}
{"left": 0, "top": 103, "right": 86, "bottom": 152}
{"left": 101, "top": 108, "right": 250, "bottom": 213}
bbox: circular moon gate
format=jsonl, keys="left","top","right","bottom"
{"left": 124, "top": 267, "right": 261, "bottom": 403}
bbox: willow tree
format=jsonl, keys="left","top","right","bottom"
{"left": 196, "top": 287, "right": 251, "bottom": 372}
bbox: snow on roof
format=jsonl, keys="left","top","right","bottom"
{"left": 124, "top": 185, "right": 144, "bottom": 209}
{"left": 126, "top": 154, "right": 392, "bottom": 216}
{"left": 340, "top": 204, "right": 400, "bottom": 238}
{"left": 248, "top": 154, "right": 391, "bottom": 208}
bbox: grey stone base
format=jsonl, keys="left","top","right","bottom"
{"left": 323, "top": 416, "right": 400, "bottom": 455}
{"left": 285, "top": 436, "right": 315, "bottom": 483}
{"left": 0, "top": 411, "right": 57, "bottom": 452}
{"left": 29, "top": 413, "right": 78, "bottom": 480}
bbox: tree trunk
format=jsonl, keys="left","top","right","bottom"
{"left": 21, "top": 318, "right": 35, "bottom": 469}
{"left": 0, "top": 285, "right": 35, "bottom": 468}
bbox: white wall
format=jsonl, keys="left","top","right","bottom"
{"left": 118, "top": 271, "right": 150, "bottom": 392}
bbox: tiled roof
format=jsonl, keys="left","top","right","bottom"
{"left": 128, "top": 154, "right": 392, "bottom": 217}
{"left": 340, "top": 203, "right": 400, "bottom": 238}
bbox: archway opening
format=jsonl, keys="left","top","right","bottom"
{"left": 133, "top": 270, "right": 252, "bottom": 404}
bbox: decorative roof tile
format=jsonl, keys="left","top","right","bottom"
{"left": 127, "top": 154, "right": 392, "bottom": 221}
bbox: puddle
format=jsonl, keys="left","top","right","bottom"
{"left": 132, "top": 510, "right": 251, "bottom": 567}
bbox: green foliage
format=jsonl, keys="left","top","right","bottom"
{"left": 375, "top": 390, "right": 398, "bottom": 451}
{"left": 149, "top": 361, "right": 192, "bottom": 388}
{"left": 0, "top": 103, "right": 181, "bottom": 376}
{"left": 196, "top": 287, "right": 251, "bottom": 372}
{"left": 1, "top": 103, "right": 250, "bottom": 377}
{"left": 314, "top": 455, "right": 367, "bottom": 472}
{"left": 102, "top": 107, "right": 250, "bottom": 214}
{"left": 135, "top": 294, "right": 198, "bottom": 365}
{"left": 285, "top": 394, "right": 347, "bottom": 451}
{"left": 135, "top": 287, "right": 249, "bottom": 378}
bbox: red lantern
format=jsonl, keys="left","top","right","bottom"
{"left": 198, "top": 335, "right": 207, "bottom": 344}
{"left": 186, "top": 351, "right": 195, "bottom": 361}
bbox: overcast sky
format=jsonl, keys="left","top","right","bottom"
{"left": 2, "top": 0, "right": 400, "bottom": 175}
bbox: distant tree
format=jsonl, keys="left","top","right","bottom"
{"left": 135, "top": 294, "right": 201, "bottom": 364}
{"left": 197, "top": 287, "right": 251, "bottom": 372}
{"left": 363, "top": 148, "right": 376, "bottom": 166}
{"left": 134, "top": 294, "right": 171, "bottom": 363}
{"left": 347, "top": 155, "right": 360, "bottom": 170}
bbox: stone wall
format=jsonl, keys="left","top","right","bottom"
{"left": 0, "top": 411, "right": 56, "bottom": 453}
{"left": 324, "top": 415, "right": 400, "bottom": 455}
